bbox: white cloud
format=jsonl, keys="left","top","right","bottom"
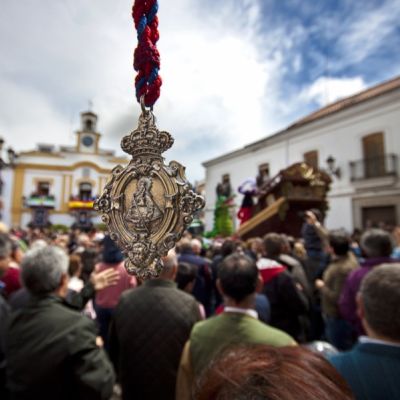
{"left": 0, "top": 0, "right": 283, "bottom": 181}
{"left": 0, "top": 0, "right": 398, "bottom": 182}
{"left": 337, "top": 0, "right": 400, "bottom": 66}
{"left": 300, "top": 76, "right": 366, "bottom": 107}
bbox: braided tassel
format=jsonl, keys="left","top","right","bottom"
{"left": 132, "top": 0, "right": 162, "bottom": 108}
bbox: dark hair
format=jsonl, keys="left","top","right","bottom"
{"left": 361, "top": 264, "right": 400, "bottom": 341}
{"left": 263, "top": 233, "right": 283, "bottom": 258}
{"left": 220, "top": 240, "right": 238, "bottom": 258}
{"left": 329, "top": 230, "right": 350, "bottom": 256}
{"left": 218, "top": 254, "right": 258, "bottom": 302}
{"left": 176, "top": 262, "right": 197, "bottom": 290}
{"left": 102, "top": 235, "right": 124, "bottom": 264}
{"left": 68, "top": 254, "right": 82, "bottom": 277}
{"left": 195, "top": 344, "right": 354, "bottom": 400}
{"left": 360, "top": 229, "right": 393, "bottom": 258}
{"left": 310, "top": 208, "right": 322, "bottom": 222}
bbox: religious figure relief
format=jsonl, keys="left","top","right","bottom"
{"left": 126, "top": 177, "right": 163, "bottom": 233}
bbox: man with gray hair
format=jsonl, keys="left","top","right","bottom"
{"left": 339, "top": 228, "right": 395, "bottom": 335}
{"left": 5, "top": 246, "right": 115, "bottom": 400}
{"left": 109, "top": 249, "right": 201, "bottom": 400}
{"left": 330, "top": 264, "right": 400, "bottom": 399}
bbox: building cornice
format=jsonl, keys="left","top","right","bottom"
{"left": 19, "top": 151, "right": 65, "bottom": 158}
{"left": 15, "top": 161, "right": 112, "bottom": 174}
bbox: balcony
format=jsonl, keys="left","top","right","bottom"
{"left": 68, "top": 195, "right": 96, "bottom": 210}
{"left": 350, "top": 154, "right": 398, "bottom": 182}
{"left": 25, "top": 195, "right": 56, "bottom": 208}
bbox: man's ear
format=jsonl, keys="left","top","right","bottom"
{"left": 57, "top": 273, "right": 69, "bottom": 298}
{"left": 216, "top": 279, "right": 224, "bottom": 297}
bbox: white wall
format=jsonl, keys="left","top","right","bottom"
{"left": 204, "top": 90, "right": 400, "bottom": 234}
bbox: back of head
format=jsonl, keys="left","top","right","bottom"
{"left": 160, "top": 249, "right": 178, "bottom": 280}
{"left": 176, "top": 262, "right": 197, "bottom": 290}
{"left": 263, "top": 233, "right": 283, "bottom": 258}
{"left": 102, "top": 235, "right": 124, "bottom": 264}
{"left": 68, "top": 254, "right": 82, "bottom": 277}
{"left": 179, "top": 238, "right": 193, "bottom": 253}
{"left": 191, "top": 238, "right": 202, "bottom": 255}
{"left": 220, "top": 240, "right": 238, "bottom": 258}
{"left": 21, "top": 246, "right": 69, "bottom": 295}
{"left": 218, "top": 254, "right": 258, "bottom": 302}
{"left": 329, "top": 230, "right": 350, "bottom": 256}
{"left": 360, "top": 263, "right": 400, "bottom": 341}
{"left": 195, "top": 344, "right": 353, "bottom": 400}
{"left": 360, "top": 229, "right": 393, "bottom": 258}
{"left": 0, "top": 233, "right": 11, "bottom": 261}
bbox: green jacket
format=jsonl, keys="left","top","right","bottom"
{"left": 190, "top": 312, "right": 295, "bottom": 376}
{"left": 5, "top": 295, "right": 115, "bottom": 400}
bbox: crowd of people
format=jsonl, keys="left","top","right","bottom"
{"left": 0, "top": 215, "right": 399, "bottom": 400}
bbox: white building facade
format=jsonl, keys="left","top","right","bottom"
{"left": 203, "top": 77, "right": 400, "bottom": 234}
{"left": 3, "top": 111, "right": 127, "bottom": 229}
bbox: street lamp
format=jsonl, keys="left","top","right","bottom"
{"left": 326, "top": 155, "right": 341, "bottom": 179}
{"left": 0, "top": 137, "right": 17, "bottom": 197}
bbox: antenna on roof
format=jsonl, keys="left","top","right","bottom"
{"left": 88, "top": 99, "right": 93, "bottom": 112}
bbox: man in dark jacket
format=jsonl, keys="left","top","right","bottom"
{"left": 257, "top": 234, "right": 308, "bottom": 341}
{"left": 330, "top": 264, "right": 400, "bottom": 400}
{"left": 109, "top": 249, "right": 201, "bottom": 400}
{"left": 178, "top": 238, "right": 213, "bottom": 315}
{"left": 339, "top": 229, "right": 395, "bottom": 336}
{"left": 5, "top": 246, "right": 115, "bottom": 400}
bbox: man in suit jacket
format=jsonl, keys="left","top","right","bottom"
{"left": 109, "top": 249, "right": 201, "bottom": 400}
{"left": 176, "top": 253, "right": 295, "bottom": 400}
{"left": 329, "top": 263, "right": 400, "bottom": 400}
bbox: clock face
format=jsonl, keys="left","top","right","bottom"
{"left": 82, "top": 135, "right": 94, "bottom": 147}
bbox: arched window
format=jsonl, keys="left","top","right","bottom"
{"left": 85, "top": 119, "right": 93, "bottom": 131}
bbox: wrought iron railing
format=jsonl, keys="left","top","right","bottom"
{"left": 349, "top": 154, "right": 398, "bottom": 181}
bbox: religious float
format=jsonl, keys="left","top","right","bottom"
{"left": 237, "top": 162, "right": 331, "bottom": 240}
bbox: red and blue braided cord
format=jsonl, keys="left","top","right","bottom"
{"left": 132, "top": 0, "right": 162, "bottom": 108}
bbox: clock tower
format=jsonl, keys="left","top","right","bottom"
{"left": 76, "top": 111, "right": 101, "bottom": 154}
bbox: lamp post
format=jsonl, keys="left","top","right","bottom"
{"left": 326, "top": 155, "right": 341, "bottom": 179}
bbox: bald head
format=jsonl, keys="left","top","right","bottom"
{"left": 160, "top": 249, "right": 178, "bottom": 280}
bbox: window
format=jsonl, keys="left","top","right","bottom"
{"left": 79, "top": 182, "right": 92, "bottom": 201}
{"left": 362, "top": 132, "right": 385, "bottom": 178}
{"left": 304, "top": 150, "right": 319, "bottom": 170}
{"left": 85, "top": 119, "right": 93, "bottom": 131}
{"left": 37, "top": 181, "right": 50, "bottom": 196}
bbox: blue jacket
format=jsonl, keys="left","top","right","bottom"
{"left": 329, "top": 341, "right": 400, "bottom": 400}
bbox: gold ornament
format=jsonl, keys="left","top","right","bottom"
{"left": 95, "top": 99, "right": 205, "bottom": 279}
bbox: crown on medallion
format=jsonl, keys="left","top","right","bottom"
{"left": 121, "top": 111, "right": 174, "bottom": 157}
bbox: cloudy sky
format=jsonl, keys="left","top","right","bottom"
{"left": 1, "top": 0, "right": 399, "bottom": 182}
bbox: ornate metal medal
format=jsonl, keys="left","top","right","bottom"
{"left": 95, "top": 100, "right": 204, "bottom": 279}
{"left": 96, "top": 0, "right": 204, "bottom": 278}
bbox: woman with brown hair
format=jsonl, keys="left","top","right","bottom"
{"left": 195, "top": 344, "right": 354, "bottom": 400}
